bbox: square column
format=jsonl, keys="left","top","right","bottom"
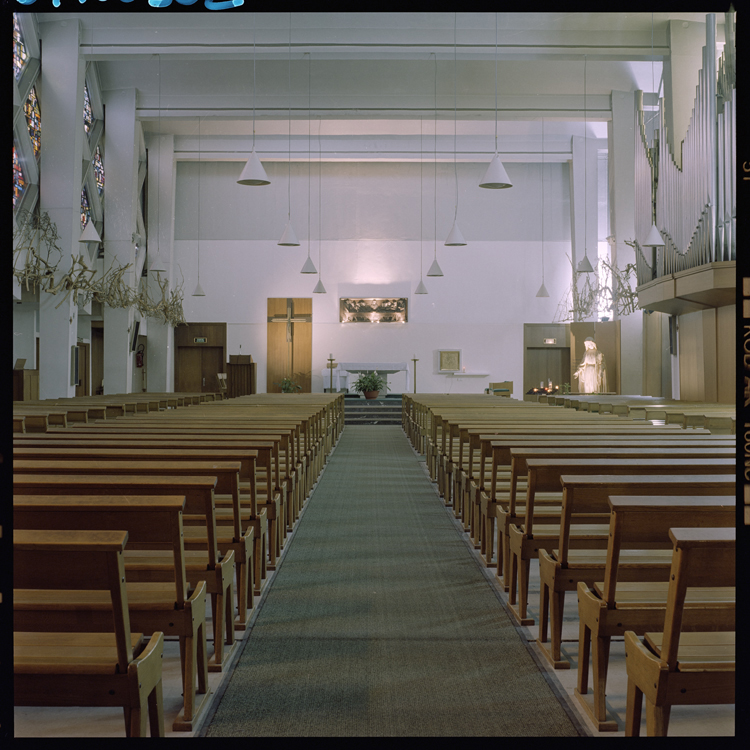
{"left": 38, "top": 18, "right": 85, "bottom": 399}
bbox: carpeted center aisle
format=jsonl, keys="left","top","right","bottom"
{"left": 204, "top": 426, "right": 584, "bottom": 737}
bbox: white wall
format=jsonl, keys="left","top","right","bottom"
{"left": 175, "top": 159, "right": 573, "bottom": 394}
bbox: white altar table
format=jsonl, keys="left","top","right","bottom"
{"left": 336, "top": 362, "right": 410, "bottom": 393}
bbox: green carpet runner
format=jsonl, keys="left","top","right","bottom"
{"left": 203, "top": 426, "right": 584, "bottom": 737}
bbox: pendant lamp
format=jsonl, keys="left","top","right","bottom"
{"left": 301, "top": 52, "right": 317, "bottom": 273}
{"left": 148, "top": 53, "right": 167, "bottom": 274}
{"left": 427, "top": 53, "right": 444, "bottom": 277}
{"left": 278, "top": 13, "right": 300, "bottom": 246}
{"left": 79, "top": 220, "right": 101, "bottom": 244}
{"left": 536, "top": 118, "right": 549, "bottom": 297}
{"left": 445, "top": 13, "right": 466, "bottom": 246}
{"left": 313, "top": 118, "right": 326, "bottom": 294}
{"left": 479, "top": 13, "right": 512, "bottom": 189}
{"left": 237, "top": 14, "right": 270, "bottom": 186}
{"left": 192, "top": 115, "right": 205, "bottom": 297}
{"left": 415, "top": 117, "right": 428, "bottom": 294}
{"left": 643, "top": 13, "right": 664, "bottom": 248}
{"left": 577, "top": 55, "right": 593, "bottom": 273}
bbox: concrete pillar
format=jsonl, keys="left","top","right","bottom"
{"left": 145, "top": 132, "right": 176, "bottom": 392}
{"left": 609, "top": 89, "right": 643, "bottom": 395}
{"left": 102, "top": 88, "right": 140, "bottom": 395}
{"left": 38, "top": 18, "right": 84, "bottom": 399}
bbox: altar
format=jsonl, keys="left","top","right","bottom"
{"left": 322, "top": 362, "right": 410, "bottom": 393}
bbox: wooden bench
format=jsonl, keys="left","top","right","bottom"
{"left": 65, "top": 423, "right": 292, "bottom": 554}
{"left": 12, "top": 473, "right": 236, "bottom": 675}
{"left": 624, "top": 527, "right": 735, "bottom": 736}
{"left": 13, "top": 528, "right": 166, "bottom": 736}
{"left": 13, "top": 494, "right": 210, "bottom": 731}
{"left": 13, "top": 443, "right": 269, "bottom": 600}
{"left": 486, "top": 443, "right": 736, "bottom": 580}
{"left": 13, "top": 457, "right": 258, "bottom": 631}
{"left": 574, "top": 496, "right": 736, "bottom": 731}
{"left": 526, "top": 473, "right": 736, "bottom": 668}
{"left": 15, "top": 430, "right": 285, "bottom": 569}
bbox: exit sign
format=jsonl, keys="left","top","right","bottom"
{"left": 194, "top": 337, "right": 208, "bottom": 344}
{"left": 544, "top": 338, "right": 556, "bottom": 345}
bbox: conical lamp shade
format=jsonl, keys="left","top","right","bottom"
{"left": 478, "top": 153, "right": 512, "bottom": 189}
{"left": 536, "top": 281, "right": 550, "bottom": 298}
{"left": 643, "top": 222, "right": 664, "bottom": 247}
{"left": 278, "top": 220, "right": 300, "bottom": 247}
{"left": 149, "top": 251, "right": 167, "bottom": 274}
{"left": 300, "top": 255, "right": 317, "bottom": 274}
{"left": 313, "top": 279, "right": 326, "bottom": 294}
{"left": 237, "top": 149, "right": 270, "bottom": 186}
{"left": 577, "top": 254, "right": 594, "bottom": 273}
{"left": 415, "top": 278, "right": 428, "bottom": 294}
{"left": 426, "top": 258, "right": 444, "bottom": 277}
{"left": 192, "top": 280, "right": 205, "bottom": 297}
{"left": 445, "top": 220, "right": 466, "bottom": 246}
{"left": 79, "top": 221, "right": 102, "bottom": 243}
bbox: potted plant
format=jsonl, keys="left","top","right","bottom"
{"left": 276, "top": 376, "right": 302, "bottom": 393}
{"left": 352, "top": 370, "right": 387, "bottom": 399}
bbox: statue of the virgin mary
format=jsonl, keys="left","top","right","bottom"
{"left": 573, "top": 337, "right": 607, "bottom": 393}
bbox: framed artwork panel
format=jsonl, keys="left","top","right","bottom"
{"left": 438, "top": 349, "right": 461, "bottom": 372}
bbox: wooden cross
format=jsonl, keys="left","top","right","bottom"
{"left": 268, "top": 299, "right": 312, "bottom": 343}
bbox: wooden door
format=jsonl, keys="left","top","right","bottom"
{"left": 267, "top": 298, "right": 312, "bottom": 393}
{"left": 75, "top": 343, "right": 90, "bottom": 397}
{"left": 91, "top": 325, "right": 103, "bottom": 394}
{"left": 176, "top": 346, "right": 224, "bottom": 393}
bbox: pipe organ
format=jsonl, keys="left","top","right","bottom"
{"left": 634, "top": 11, "right": 735, "bottom": 289}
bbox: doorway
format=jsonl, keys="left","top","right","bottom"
{"left": 174, "top": 322, "right": 227, "bottom": 394}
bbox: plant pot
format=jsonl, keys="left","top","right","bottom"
{"left": 363, "top": 390, "right": 379, "bottom": 400}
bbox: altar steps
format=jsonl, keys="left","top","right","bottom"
{"left": 344, "top": 396, "right": 402, "bottom": 425}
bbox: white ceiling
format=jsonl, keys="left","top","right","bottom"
{"left": 36, "top": 11, "right": 726, "bottom": 157}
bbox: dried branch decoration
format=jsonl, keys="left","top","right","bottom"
{"left": 554, "top": 252, "right": 639, "bottom": 323}
{"left": 13, "top": 209, "right": 187, "bottom": 326}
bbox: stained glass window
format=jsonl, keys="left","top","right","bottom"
{"left": 13, "top": 14, "right": 28, "bottom": 82}
{"left": 83, "top": 82, "right": 93, "bottom": 134}
{"left": 94, "top": 146, "right": 105, "bottom": 195}
{"left": 24, "top": 86, "right": 41, "bottom": 160}
{"left": 81, "top": 186, "right": 91, "bottom": 230}
{"left": 13, "top": 144, "right": 26, "bottom": 210}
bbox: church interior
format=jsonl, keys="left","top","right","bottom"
{"left": 10, "top": 10, "right": 736, "bottom": 739}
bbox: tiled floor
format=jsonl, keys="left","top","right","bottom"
{"left": 12, "top": 441, "right": 735, "bottom": 738}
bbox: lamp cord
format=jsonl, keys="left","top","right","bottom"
{"left": 434, "top": 52, "right": 438, "bottom": 262}
{"left": 541, "top": 117, "right": 545, "bottom": 282}
{"left": 494, "top": 12, "right": 498, "bottom": 153}
{"left": 420, "top": 115, "right": 423, "bottom": 279}
{"left": 583, "top": 54, "right": 588, "bottom": 261}
{"left": 308, "top": 52, "right": 311, "bottom": 260}
{"left": 197, "top": 114, "right": 201, "bottom": 282}
{"left": 318, "top": 116, "right": 322, "bottom": 280}
{"left": 288, "top": 12, "right": 292, "bottom": 221}
{"left": 252, "top": 14, "right": 256, "bottom": 150}
{"left": 453, "top": 12, "right": 458, "bottom": 224}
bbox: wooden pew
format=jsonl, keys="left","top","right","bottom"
{"left": 12, "top": 474, "right": 236, "bottom": 675}
{"left": 13, "top": 528, "right": 166, "bottom": 737}
{"left": 64, "top": 423, "right": 291, "bottom": 550}
{"left": 485, "top": 443, "right": 736, "bottom": 581}
{"left": 13, "top": 494, "right": 210, "bottom": 732}
{"left": 15, "top": 430, "right": 285, "bottom": 569}
{"left": 13, "top": 458, "right": 258, "bottom": 631}
{"left": 478, "top": 433, "right": 733, "bottom": 579}
{"left": 13, "top": 443, "right": 269, "bottom": 600}
{"left": 525, "top": 474, "right": 736, "bottom": 668}
{"left": 575, "top": 495, "right": 735, "bottom": 731}
{"left": 624, "top": 528, "right": 735, "bottom": 736}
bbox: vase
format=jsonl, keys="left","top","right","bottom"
{"left": 363, "top": 390, "right": 379, "bottom": 400}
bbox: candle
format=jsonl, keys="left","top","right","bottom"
{"left": 329, "top": 353, "right": 332, "bottom": 359}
